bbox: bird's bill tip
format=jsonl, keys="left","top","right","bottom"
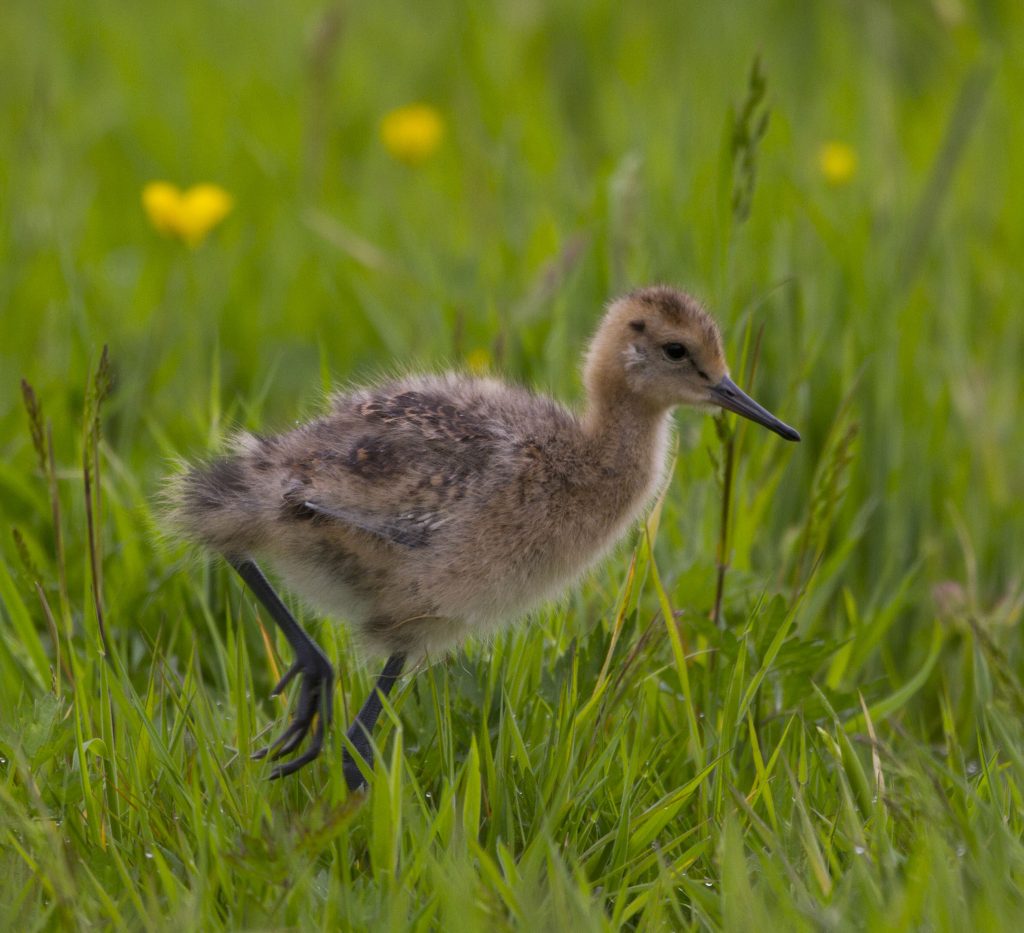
{"left": 710, "top": 376, "right": 801, "bottom": 442}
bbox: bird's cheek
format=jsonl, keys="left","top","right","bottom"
{"left": 674, "top": 382, "right": 708, "bottom": 407}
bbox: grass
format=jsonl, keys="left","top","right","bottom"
{"left": 2, "top": 0, "right": 1024, "bottom": 928}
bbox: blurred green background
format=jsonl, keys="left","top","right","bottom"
{"left": 4, "top": 0, "right": 1022, "bottom": 588}
{"left": 2, "top": 0, "right": 1023, "bottom": 929}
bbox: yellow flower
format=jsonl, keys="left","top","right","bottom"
{"left": 817, "top": 141, "right": 857, "bottom": 186}
{"left": 465, "top": 348, "right": 492, "bottom": 373}
{"left": 142, "top": 181, "right": 233, "bottom": 246}
{"left": 380, "top": 104, "right": 444, "bottom": 165}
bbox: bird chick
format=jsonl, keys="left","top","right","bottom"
{"left": 168, "top": 286, "right": 799, "bottom": 786}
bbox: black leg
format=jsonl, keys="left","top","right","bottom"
{"left": 342, "top": 653, "right": 405, "bottom": 790}
{"left": 231, "top": 558, "right": 334, "bottom": 779}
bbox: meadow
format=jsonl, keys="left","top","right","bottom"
{"left": 2, "top": 0, "right": 1024, "bottom": 929}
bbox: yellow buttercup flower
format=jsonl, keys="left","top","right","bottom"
{"left": 142, "top": 182, "right": 182, "bottom": 236}
{"left": 142, "top": 181, "right": 233, "bottom": 246}
{"left": 380, "top": 104, "right": 444, "bottom": 165}
{"left": 818, "top": 141, "right": 857, "bottom": 186}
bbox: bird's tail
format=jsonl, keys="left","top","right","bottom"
{"left": 163, "top": 434, "right": 270, "bottom": 557}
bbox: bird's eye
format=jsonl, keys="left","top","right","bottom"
{"left": 662, "top": 342, "right": 688, "bottom": 361}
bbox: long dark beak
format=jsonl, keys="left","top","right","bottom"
{"left": 709, "top": 375, "right": 801, "bottom": 442}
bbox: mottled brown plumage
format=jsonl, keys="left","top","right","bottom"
{"left": 168, "top": 286, "right": 799, "bottom": 785}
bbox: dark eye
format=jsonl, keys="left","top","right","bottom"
{"left": 662, "top": 342, "right": 688, "bottom": 361}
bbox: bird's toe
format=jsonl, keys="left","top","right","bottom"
{"left": 255, "top": 660, "right": 334, "bottom": 776}
{"left": 269, "top": 717, "right": 326, "bottom": 780}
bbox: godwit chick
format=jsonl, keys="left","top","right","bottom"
{"left": 169, "top": 286, "right": 799, "bottom": 788}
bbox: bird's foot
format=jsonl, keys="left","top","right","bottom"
{"left": 253, "top": 652, "right": 334, "bottom": 779}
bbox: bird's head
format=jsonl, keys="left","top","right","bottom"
{"left": 583, "top": 286, "right": 800, "bottom": 441}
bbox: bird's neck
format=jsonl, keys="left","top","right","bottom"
{"left": 581, "top": 389, "right": 672, "bottom": 495}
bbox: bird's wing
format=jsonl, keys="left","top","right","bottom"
{"left": 276, "top": 384, "right": 506, "bottom": 549}
{"left": 297, "top": 499, "right": 451, "bottom": 549}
